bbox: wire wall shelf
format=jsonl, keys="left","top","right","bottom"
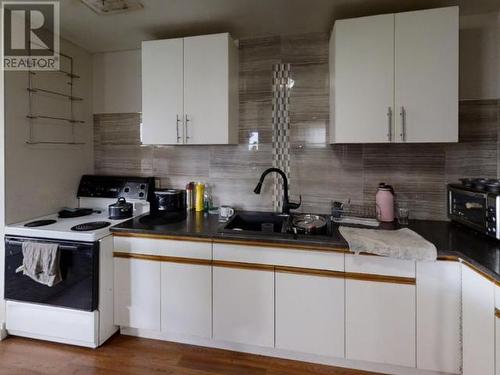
{"left": 27, "top": 52, "right": 86, "bottom": 145}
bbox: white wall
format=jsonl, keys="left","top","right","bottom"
{"left": 92, "top": 49, "right": 141, "bottom": 113}
{"left": 459, "top": 12, "right": 500, "bottom": 100}
{"left": 4, "top": 39, "right": 94, "bottom": 224}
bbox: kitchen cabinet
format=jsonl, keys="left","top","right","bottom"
{"left": 114, "top": 258, "right": 161, "bottom": 330}
{"left": 462, "top": 264, "right": 495, "bottom": 375}
{"left": 416, "top": 261, "right": 461, "bottom": 374}
{"left": 330, "top": 13, "right": 395, "bottom": 143}
{"left": 330, "top": 6, "right": 458, "bottom": 144}
{"left": 275, "top": 272, "right": 344, "bottom": 357}
{"left": 161, "top": 262, "right": 212, "bottom": 339}
{"left": 141, "top": 38, "right": 183, "bottom": 145}
{"left": 496, "top": 313, "right": 500, "bottom": 375}
{"left": 345, "top": 255, "right": 416, "bottom": 367}
{"left": 495, "top": 285, "right": 500, "bottom": 375}
{"left": 141, "top": 33, "right": 238, "bottom": 145}
{"left": 213, "top": 266, "right": 274, "bottom": 347}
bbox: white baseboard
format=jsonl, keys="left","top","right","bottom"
{"left": 7, "top": 329, "right": 97, "bottom": 348}
{"left": 120, "top": 327, "right": 454, "bottom": 375}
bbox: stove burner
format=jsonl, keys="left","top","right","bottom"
{"left": 59, "top": 208, "right": 96, "bottom": 219}
{"left": 24, "top": 219, "right": 57, "bottom": 227}
{"left": 71, "top": 221, "right": 111, "bottom": 232}
{"left": 460, "top": 178, "right": 500, "bottom": 193}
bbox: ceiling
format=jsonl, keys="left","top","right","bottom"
{"left": 60, "top": 0, "right": 500, "bottom": 53}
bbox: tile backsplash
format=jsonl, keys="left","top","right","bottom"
{"left": 94, "top": 32, "right": 500, "bottom": 221}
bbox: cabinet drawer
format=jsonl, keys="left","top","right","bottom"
{"left": 114, "top": 236, "right": 211, "bottom": 260}
{"left": 345, "top": 254, "right": 415, "bottom": 278}
{"left": 213, "top": 243, "right": 344, "bottom": 271}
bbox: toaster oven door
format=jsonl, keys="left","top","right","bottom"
{"left": 449, "top": 188, "right": 487, "bottom": 231}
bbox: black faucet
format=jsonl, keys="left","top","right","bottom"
{"left": 253, "top": 167, "right": 301, "bottom": 214}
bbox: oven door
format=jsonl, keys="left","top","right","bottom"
{"left": 448, "top": 187, "right": 488, "bottom": 232}
{"left": 4, "top": 236, "right": 99, "bottom": 311}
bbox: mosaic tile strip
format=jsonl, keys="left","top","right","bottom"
{"left": 271, "top": 63, "right": 292, "bottom": 212}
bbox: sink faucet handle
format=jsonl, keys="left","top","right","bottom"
{"left": 288, "top": 195, "right": 302, "bottom": 210}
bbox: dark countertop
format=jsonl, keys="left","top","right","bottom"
{"left": 110, "top": 211, "right": 500, "bottom": 284}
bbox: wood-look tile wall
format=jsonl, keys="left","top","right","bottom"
{"left": 94, "top": 33, "right": 500, "bottom": 221}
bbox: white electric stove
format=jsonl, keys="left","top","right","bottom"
{"left": 4, "top": 175, "right": 154, "bottom": 348}
{"left": 6, "top": 199, "right": 149, "bottom": 242}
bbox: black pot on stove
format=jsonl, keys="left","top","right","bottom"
{"left": 108, "top": 197, "right": 133, "bottom": 220}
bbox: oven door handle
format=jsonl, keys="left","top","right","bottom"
{"left": 6, "top": 240, "right": 80, "bottom": 251}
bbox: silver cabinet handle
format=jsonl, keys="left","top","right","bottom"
{"left": 184, "top": 114, "right": 191, "bottom": 143}
{"left": 400, "top": 106, "right": 406, "bottom": 142}
{"left": 176, "top": 115, "right": 182, "bottom": 143}
{"left": 387, "top": 107, "right": 392, "bottom": 142}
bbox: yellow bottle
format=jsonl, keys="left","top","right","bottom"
{"left": 195, "top": 182, "right": 205, "bottom": 212}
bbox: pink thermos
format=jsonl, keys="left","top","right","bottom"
{"left": 375, "top": 183, "right": 395, "bottom": 222}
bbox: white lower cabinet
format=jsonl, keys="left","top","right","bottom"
{"left": 114, "top": 258, "right": 161, "bottom": 330}
{"left": 213, "top": 266, "right": 274, "bottom": 347}
{"left": 346, "top": 280, "right": 415, "bottom": 367}
{"left": 462, "top": 264, "right": 496, "bottom": 375}
{"left": 275, "top": 272, "right": 344, "bottom": 357}
{"left": 161, "top": 262, "right": 212, "bottom": 339}
{"left": 416, "top": 261, "right": 461, "bottom": 374}
{"left": 345, "top": 255, "right": 416, "bottom": 368}
{"left": 496, "top": 315, "right": 500, "bottom": 375}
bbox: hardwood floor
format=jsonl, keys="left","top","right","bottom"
{"left": 0, "top": 334, "right": 386, "bottom": 375}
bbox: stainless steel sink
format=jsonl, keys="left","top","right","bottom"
{"left": 222, "top": 212, "right": 290, "bottom": 235}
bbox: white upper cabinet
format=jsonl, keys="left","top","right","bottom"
{"left": 183, "top": 34, "right": 239, "bottom": 144}
{"left": 394, "top": 7, "right": 458, "bottom": 142}
{"left": 330, "top": 6, "right": 458, "bottom": 144}
{"left": 142, "top": 33, "right": 238, "bottom": 145}
{"left": 142, "top": 38, "right": 184, "bottom": 145}
{"left": 331, "top": 14, "right": 395, "bottom": 143}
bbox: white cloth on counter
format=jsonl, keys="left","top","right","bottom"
{"left": 19, "top": 241, "right": 62, "bottom": 287}
{"left": 339, "top": 226, "right": 437, "bottom": 261}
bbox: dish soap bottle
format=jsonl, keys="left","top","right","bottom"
{"left": 375, "top": 183, "right": 395, "bottom": 222}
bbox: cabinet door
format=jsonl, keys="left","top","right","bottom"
{"left": 497, "top": 285, "right": 500, "bottom": 375}
{"left": 161, "top": 262, "right": 212, "bottom": 339}
{"left": 394, "top": 7, "right": 458, "bottom": 143}
{"left": 213, "top": 266, "right": 274, "bottom": 347}
{"left": 496, "top": 315, "right": 500, "bottom": 375}
{"left": 462, "top": 264, "right": 495, "bottom": 375}
{"left": 275, "top": 272, "right": 344, "bottom": 357}
{"left": 416, "top": 261, "right": 461, "bottom": 374}
{"left": 332, "top": 14, "right": 395, "bottom": 143}
{"left": 183, "top": 33, "right": 231, "bottom": 144}
{"left": 346, "top": 279, "right": 415, "bottom": 367}
{"left": 114, "top": 258, "right": 161, "bottom": 330}
{"left": 141, "top": 38, "right": 184, "bottom": 145}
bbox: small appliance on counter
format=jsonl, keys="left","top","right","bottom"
{"left": 152, "top": 189, "right": 186, "bottom": 213}
{"left": 375, "top": 183, "right": 395, "bottom": 222}
{"left": 448, "top": 178, "right": 500, "bottom": 239}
